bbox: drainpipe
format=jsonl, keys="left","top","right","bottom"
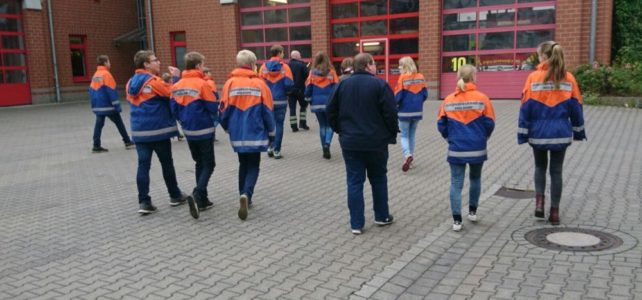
{"left": 47, "top": 0, "right": 61, "bottom": 103}
{"left": 146, "top": 0, "right": 155, "bottom": 51}
{"left": 589, "top": 0, "right": 597, "bottom": 63}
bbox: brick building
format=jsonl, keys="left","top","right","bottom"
{"left": 1, "top": 0, "right": 613, "bottom": 106}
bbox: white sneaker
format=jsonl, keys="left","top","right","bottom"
{"left": 351, "top": 228, "right": 362, "bottom": 235}
{"left": 453, "top": 221, "right": 462, "bottom": 232}
{"left": 467, "top": 212, "right": 477, "bottom": 222}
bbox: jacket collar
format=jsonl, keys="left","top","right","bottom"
{"left": 456, "top": 82, "right": 477, "bottom": 94}
{"left": 537, "top": 62, "right": 549, "bottom": 71}
{"left": 353, "top": 70, "right": 374, "bottom": 76}
{"left": 97, "top": 66, "right": 109, "bottom": 71}
{"left": 229, "top": 68, "right": 257, "bottom": 78}
{"left": 181, "top": 69, "right": 205, "bottom": 79}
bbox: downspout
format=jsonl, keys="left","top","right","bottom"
{"left": 589, "top": 0, "right": 597, "bottom": 63}
{"left": 47, "top": 0, "right": 61, "bottom": 103}
{"left": 146, "top": 0, "right": 155, "bottom": 51}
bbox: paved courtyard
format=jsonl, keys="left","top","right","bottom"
{"left": 0, "top": 100, "right": 641, "bottom": 300}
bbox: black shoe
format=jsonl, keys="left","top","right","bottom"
{"left": 124, "top": 142, "right": 135, "bottom": 149}
{"left": 374, "top": 215, "right": 394, "bottom": 226}
{"left": 177, "top": 135, "right": 184, "bottom": 141}
{"left": 267, "top": 148, "right": 274, "bottom": 158}
{"left": 322, "top": 145, "right": 331, "bottom": 159}
{"left": 198, "top": 199, "right": 214, "bottom": 211}
{"left": 138, "top": 202, "right": 157, "bottom": 215}
{"left": 238, "top": 194, "right": 249, "bottom": 220}
{"left": 291, "top": 126, "right": 299, "bottom": 132}
{"left": 187, "top": 195, "right": 199, "bottom": 219}
{"left": 300, "top": 122, "right": 310, "bottom": 130}
{"left": 92, "top": 146, "right": 109, "bottom": 153}
{"left": 169, "top": 193, "right": 189, "bottom": 206}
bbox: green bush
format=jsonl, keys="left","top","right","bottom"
{"left": 573, "top": 64, "right": 609, "bottom": 95}
{"left": 573, "top": 63, "right": 642, "bottom": 97}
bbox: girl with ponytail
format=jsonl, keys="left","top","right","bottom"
{"left": 394, "top": 57, "right": 427, "bottom": 172}
{"left": 518, "top": 41, "right": 586, "bottom": 225}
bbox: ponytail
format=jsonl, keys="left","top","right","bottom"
{"left": 456, "top": 64, "right": 476, "bottom": 92}
{"left": 539, "top": 41, "right": 566, "bottom": 89}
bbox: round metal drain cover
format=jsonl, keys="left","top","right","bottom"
{"left": 524, "top": 227, "right": 623, "bottom": 252}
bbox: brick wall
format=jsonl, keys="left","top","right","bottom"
{"left": 311, "top": 1, "right": 330, "bottom": 57}
{"left": 418, "top": 0, "right": 441, "bottom": 99}
{"left": 558, "top": 0, "right": 613, "bottom": 67}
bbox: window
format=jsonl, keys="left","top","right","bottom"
{"left": 69, "top": 35, "right": 89, "bottom": 82}
{"left": 171, "top": 32, "right": 186, "bottom": 70}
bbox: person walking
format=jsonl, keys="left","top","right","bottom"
{"left": 126, "top": 50, "right": 191, "bottom": 215}
{"left": 394, "top": 56, "right": 427, "bottom": 172}
{"left": 339, "top": 57, "right": 354, "bottom": 82}
{"left": 288, "top": 50, "right": 309, "bottom": 132}
{"left": 518, "top": 41, "right": 586, "bottom": 225}
{"left": 88, "top": 55, "right": 134, "bottom": 152}
{"left": 258, "top": 45, "right": 293, "bottom": 159}
{"left": 327, "top": 53, "right": 398, "bottom": 235}
{"left": 305, "top": 52, "right": 339, "bottom": 159}
{"left": 437, "top": 64, "right": 495, "bottom": 232}
{"left": 170, "top": 52, "right": 219, "bottom": 219}
{"left": 220, "top": 50, "right": 275, "bottom": 221}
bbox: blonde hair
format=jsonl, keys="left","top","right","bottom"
{"left": 538, "top": 41, "right": 566, "bottom": 89}
{"left": 398, "top": 56, "right": 417, "bottom": 74}
{"left": 456, "top": 64, "right": 476, "bottom": 91}
{"left": 236, "top": 50, "right": 257, "bottom": 67}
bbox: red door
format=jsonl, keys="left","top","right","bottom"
{"left": 0, "top": 0, "right": 31, "bottom": 106}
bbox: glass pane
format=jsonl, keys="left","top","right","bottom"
{"left": 442, "top": 56, "right": 477, "bottom": 72}
{"left": 288, "top": 0, "right": 310, "bottom": 3}
{"left": 241, "top": 12, "right": 262, "bottom": 26}
{"left": 172, "top": 33, "right": 186, "bottom": 42}
{"left": 518, "top": 6, "right": 555, "bottom": 26}
{"left": 479, "top": 31, "right": 514, "bottom": 50}
{"left": 515, "top": 52, "right": 539, "bottom": 70}
{"left": 290, "top": 26, "right": 311, "bottom": 41}
{"left": 374, "top": 60, "right": 386, "bottom": 75}
{"left": 69, "top": 36, "right": 84, "bottom": 45}
{"left": 443, "top": 12, "right": 476, "bottom": 30}
{"left": 70, "top": 49, "right": 86, "bottom": 77}
{"left": 0, "top": 2, "right": 20, "bottom": 14}
{"left": 480, "top": 0, "right": 515, "bottom": 6}
{"left": 444, "top": 0, "right": 476, "bottom": 9}
{"left": 0, "top": 17, "right": 20, "bottom": 32}
{"left": 333, "top": 42, "right": 359, "bottom": 57}
{"left": 265, "top": 27, "right": 288, "bottom": 42}
{"left": 480, "top": 9, "right": 516, "bottom": 28}
{"left": 333, "top": 23, "right": 358, "bottom": 38}
{"left": 6, "top": 69, "right": 25, "bottom": 83}
{"left": 518, "top": 0, "right": 546, "bottom": 2}
{"left": 390, "top": 38, "right": 418, "bottom": 54}
{"left": 239, "top": 0, "right": 261, "bottom": 8}
{"left": 2, "top": 35, "right": 24, "bottom": 49}
{"left": 391, "top": 0, "right": 419, "bottom": 14}
{"left": 264, "top": 9, "right": 287, "bottom": 24}
{"left": 478, "top": 54, "right": 515, "bottom": 71}
{"left": 175, "top": 46, "right": 186, "bottom": 70}
{"left": 443, "top": 34, "right": 476, "bottom": 52}
{"left": 0, "top": 71, "right": 4, "bottom": 83}
{"left": 390, "top": 17, "right": 419, "bottom": 34}
{"left": 291, "top": 44, "right": 312, "bottom": 59}
{"left": 361, "top": 20, "right": 387, "bottom": 36}
{"left": 517, "top": 29, "right": 554, "bottom": 48}
{"left": 241, "top": 29, "right": 264, "bottom": 43}
{"left": 3, "top": 52, "right": 25, "bottom": 66}
{"left": 361, "top": 41, "right": 386, "bottom": 56}
{"left": 289, "top": 7, "right": 310, "bottom": 22}
{"left": 245, "top": 47, "right": 266, "bottom": 60}
{"left": 332, "top": 3, "right": 357, "bottom": 19}
{"left": 361, "top": 0, "right": 387, "bottom": 17}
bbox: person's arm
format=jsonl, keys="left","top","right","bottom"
{"left": 219, "top": 79, "right": 233, "bottom": 131}
{"left": 304, "top": 72, "right": 312, "bottom": 101}
{"left": 437, "top": 101, "right": 448, "bottom": 139}
{"left": 517, "top": 75, "right": 532, "bottom": 144}
{"left": 202, "top": 83, "right": 219, "bottom": 123}
{"left": 260, "top": 83, "right": 276, "bottom": 144}
{"left": 326, "top": 82, "right": 341, "bottom": 133}
{"left": 380, "top": 82, "right": 399, "bottom": 139}
{"left": 482, "top": 97, "right": 496, "bottom": 138}
{"left": 568, "top": 74, "right": 586, "bottom": 141}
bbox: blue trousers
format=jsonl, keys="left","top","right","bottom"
{"left": 273, "top": 107, "right": 286, "bottom": 151}
{"left": 135, "top": 139, "right": 182, "bottom": 204}
{"left": 238, "top": 152, "right": 261, "bottom": 202}
{"left": 399, "top": 119, "right": 419, "bottom": 157}
{"left": 449, "top": 163, "right": 483, "bottom": 219}
{"left": 188, "top": 138, "right": 215, "bottom": 202}
{"left": 93, "top": 113, "right": 131, "bottom": 147}
{"left": 315, "top": 112, "right": 333, "bottom": 147}
{"left": 342, "top": 148, "right": 390, "bottom": 230}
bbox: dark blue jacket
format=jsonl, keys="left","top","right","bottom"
{"left": 327, "top": 71, "right": 398, "bottom": 151}
{"left": 288, "top": 58, "right": 308, "bottom": 97}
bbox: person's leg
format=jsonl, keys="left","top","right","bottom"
{"left": 243, "top": 152, "right": 261, "bottom": 202}
{"left": 93, "top": 114, "right": 106, "bottom": 148}
{"left": 288, "top": 95, "right": 299, "bottom": 131}
{"left": 187, "top": 140, "right": 202, "bottom": 189}
{"left": 322, "top": 113, "right": 334, "bottom": 146}
{"left": 238, "top": 153, "right": 247, "bottom": 196}
{"left": 273, "top": 108, "right": 286, "bottom": 153}
{"left": 398, "top": 120, "right": 411, "bottom": 158}
{"left": 191, "top": 139, "right": 215, "bottom": 206}
{"left": 549, "top": 149, "right": 567, "bottom": 208}
{"left": 342, "top": 149, "right": 367, "bottom": 230}
{"left": 298, "top": 95, "right": 309, "bottom": 129}
{"left": 449, "top": 163, "right": 466, "bottom": 222}
{"left": 468, "top": 163, "right": 483, "bottom": 213}
{"left": 107, "top": 113, "right": 132, "bottom": 144}
{"left": 533, "top": 148, "right": 548, "bottom": 217}
{"left": 153, "top": 139, "right": 182, "bottom": 198}
{"left": 409, "top": 120, "right": 419, "bottom": 157}
{"left": 135, "top": 142, "right": 154, "bottom": 204}
{"left": 365, "top": 148, "right": 391, "bottom": 222}
{"left": 315, "top": 112, "right": 326, "bottom": 148}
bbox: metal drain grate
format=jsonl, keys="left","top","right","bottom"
{"left": 524, "top": 227, "right": 623, "bottom": 252}
{"left": 494, "top": 187, "right": 535, "bottom": 199}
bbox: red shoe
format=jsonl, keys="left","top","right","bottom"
{"left": 402, "top": 156, "right": 413, "bottom": 172}
{"left": 535, "top": 193, "right": 545, "bottom": 218}
{"left": 549, "top": 207, "right": 560, "bottom": 225}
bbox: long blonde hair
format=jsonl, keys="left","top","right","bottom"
{"left": 456, "top": 64, "right": 476, "bottom": 91}
{"left": 398, "top": 56, "right": 417, "bottom": 74}
{"left": 538, "top": 41, "right": 566, "bottom": 89}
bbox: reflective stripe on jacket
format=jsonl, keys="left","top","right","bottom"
{"left": 170, "top": 70, "right": 219, "bottom": 141}
{"left": 304, "top": 69, "right": 338, "bottom": 113}
{"left": 89, "top": 66, "right": 120, "bottom": 115}
{"left": 258, "top": 57, "right": 294, "bottom": 110}
{"left": 394, "top": 72, "right": 428, "bottom": 121}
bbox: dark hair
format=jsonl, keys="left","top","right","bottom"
{"left": 538, "top": 41, "right": 566, "bottom": 89}
{"left": 312, "top": 52, "right": 332, "bottom": 76}
{"left": 184, "top": 52, "right": 204, "bottom": 70}
{"left": 97, "top": 55, "right": 109, "bottom": 66}
{"left": 340, "top": 57, "right": 354, "bottom": 74}
{"left": 353, "top": 53, "right": 374, "bottom": 72}
{"left": 134, "top": 50, "right": 155, "bottom": 69}
{"left": 269, "top": 45, "right": 284, "bottom": 58}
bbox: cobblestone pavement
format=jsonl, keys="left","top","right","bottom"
{"left": 0, "top": 101, "right": 640, "bottom": 300}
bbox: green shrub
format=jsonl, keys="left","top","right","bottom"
{"left": 573, "top": 64, "right": 609, "bottom": 95}
{"left": 573, "top": 63, "right": 642, "bottom": 97}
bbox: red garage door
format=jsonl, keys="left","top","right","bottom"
{"left": 0, "top": 0, "right": 31, "bottom": 106}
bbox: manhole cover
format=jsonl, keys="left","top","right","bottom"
{"left": 524, "top": 227, "right": 623, "bottom": 252}
{"left": 495, "top": 187, "right": 535, "bottom": 199}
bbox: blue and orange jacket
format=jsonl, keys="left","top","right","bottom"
{"left": 126, "top": 69, "right": 178, "bottom": 143}
{"left": 394, "top": 72, "right": 428, "bottom": 121}
{"left": 258, "top": 57, "right": 293, "bottom": 110}
{"left": 170, "top": 70, "right": 219, "bottom": 141}
{"left": 220, "top": 67, "right": 275, "bottom": 153}
{"left": 89, "top": 66, "right": 120, "bottom": 115}
{"left": 304, "top": 68, "right": 339, "bottom": 113}
{"left": 437, "top": 83, "right": 495, "bottom": 164}
{"left": 204, "top": 75, "right": 220, "bottom": 100}
{"left": 518, "top": 63, "right": 586, "bottom": 151}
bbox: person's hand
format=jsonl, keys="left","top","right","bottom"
{"left": 168, "top": 66, "right": 180, "bottom": 77}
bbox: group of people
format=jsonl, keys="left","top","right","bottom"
{"left": 88, "top": 40, "right": 585, "bottom": 234}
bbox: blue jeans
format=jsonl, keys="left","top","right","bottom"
{"left": 273, "top": 107, "right": 286, "bottom": 151}
{"left": 399, "top": 119, "right": 419, "bottom": 157}
{"left": 93, "top": 113, "right": 131, "bottom": 148}
{"left": 342, "top": 148, "right": 390, "bottom": 230}
{"left": 315, "top": 112, "right": 333, "bottom": 147}
{"left": 238, "top": 152, "right": 261, "bottom": 202}
{"left": 449, "top": 163, "right": 483, "bottom": 219}
{"left": 135, "top": 139, "right": 182, "bottom": 204}
{"left": 188, "top": 139, "right": 215, "bottom": 202}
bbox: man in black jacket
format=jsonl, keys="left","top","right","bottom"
{"left": 327, "top": 53, "right": 399, "bottom": 235}
{"left": 287, "top": 50, "right": 309, "bottom": 131}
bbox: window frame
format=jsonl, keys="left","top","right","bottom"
{"left": 170, "top": 31, "right": 187, "bottom": 70}
{"left": 69, "top": 34, "right": 89, "bottom": 82}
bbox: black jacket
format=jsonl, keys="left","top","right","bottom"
{"left": 327, "top": 71, "right": 398, "bottom": 151}
{"left": 288, "top": 58, "right": 308, "bottom": 96}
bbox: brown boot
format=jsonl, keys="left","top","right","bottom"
{"left": 549, "top": 207, "right": 560, "bottom": 225}
{"left": 535, "top": 193, "right": 545, "bottom": 218}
